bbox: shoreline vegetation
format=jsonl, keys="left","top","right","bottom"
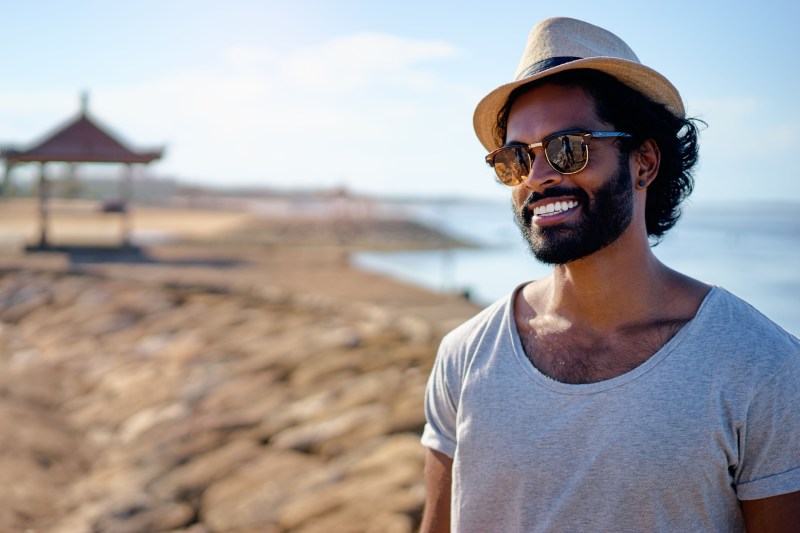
{"left": 0, "top": 198, "right": 480, "bottom": 532}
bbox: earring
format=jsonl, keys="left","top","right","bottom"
{"left": 637, "top": 180, "right": 647, "bottom": 187}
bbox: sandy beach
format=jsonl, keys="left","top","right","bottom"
{"left": 0, "top": 198, "right": 480, "bottom": 532}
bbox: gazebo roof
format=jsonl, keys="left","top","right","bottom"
{"left": 2, "top": 99, "right": 164, "bottom": 165}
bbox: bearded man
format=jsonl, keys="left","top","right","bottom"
{"left": 420, "top": 17, "right": 800, "bottom": 533}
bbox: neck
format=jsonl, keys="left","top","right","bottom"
{"left": 540, "top": 228, "right": 679, "bottom": 331}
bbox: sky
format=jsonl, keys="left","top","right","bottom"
{"left": 0, "top": 0, "right": 798, "bottom": 203}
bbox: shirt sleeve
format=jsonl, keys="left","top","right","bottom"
{"left": 735, "top": 351, "right": 800, "bottom": 500}
{"left": 421, "top": 338, "right": 461, "bottom": 458}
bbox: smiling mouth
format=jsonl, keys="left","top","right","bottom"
{"left": 533, "top": 200, "right": 579, "bottom": 217}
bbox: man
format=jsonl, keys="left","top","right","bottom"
{"left": 420, "top": 17, "right": 800, "bottom": 532}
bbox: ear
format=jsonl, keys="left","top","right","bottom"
{"left": 631, "top": 139, "right": 660, "bottom": 189}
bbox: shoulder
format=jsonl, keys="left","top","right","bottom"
{"left": 698, "top": 287, "right": 798, "bottom": 347}
{"left": 423, "top": 288, "right": 518, "bottom": 441}
{"left": 432, "top": 287, "right": 518, "bottom": 383}
{"left": 691, "top": 286, "right": 800, "bottom": 379}
{"left": 440, "top": 289, "right": 515, "bottom": 353}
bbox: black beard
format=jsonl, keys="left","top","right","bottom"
{"left": 513, "top": 162, "right": 634, "bottom": 265}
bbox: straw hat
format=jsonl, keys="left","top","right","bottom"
{"left": 473, "top": 17, "right": 685, "bottom": 151}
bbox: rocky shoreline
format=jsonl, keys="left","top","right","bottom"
{"left": 0, "top": 213, "right": 480, "bottom": 532}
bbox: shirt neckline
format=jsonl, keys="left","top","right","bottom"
{"left": 505, "top": 284, "right": 720, "bottom": 394}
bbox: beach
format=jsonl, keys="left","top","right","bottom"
{"left": 0, "top": 198, "right": 480, "bottom": 533}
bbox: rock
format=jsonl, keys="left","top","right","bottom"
{"left": 276, "top": 435, "right": 424, "bottom": 530}
{"left": 0, "top": 261, "right": 478, "bottom": 533}
{"left": 118, "top": 402, "right": 188, "bottom": 443}
{"left": 270, "top": 404, "right": 390, "bottom": 454}
{"left": 201, "top": 450, "right": 324, "bottom": 531}
{"left": 395, "top": 315, "right": 434, "bottom": 345}
{"left": 366, "top": 513, "right": 415, "bottom": 533}
{"left": 0, "top": 400, "right": 87, "bottom": 531}
{"left": 92, "top": 500, "right": 194, "bottom": 533}
{"left": 0, "top": 277, "right": 53, "bottom": 323}
{"left": 346, "top": 433, "right": 426, "bottom": 475}
{"left": 290, "top": 508, "right": 415, "bottom": 533}
{"left": 164, "top": 525, "right": 212, "bottom": 533}
{"left": 194, "top": 371, "right": 285, "bottom": 414}
{"left": 150, "top": 439, "right": 261, "bottom": 501}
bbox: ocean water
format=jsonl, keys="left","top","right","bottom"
{"left": 352, "top": 199, "right": 800, "bottom": 336}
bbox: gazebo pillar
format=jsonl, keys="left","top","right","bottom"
{"left": 120, "top": 163, "right": 133, "bottom": 247}
{"left": 37, "top": 162, "right": 50, "bottom": 248}
{"left": 65, "top": 162, "right": 79, "bottom": 198}
{"left": 0, "top": 160, "right": 13, "bottom": 198}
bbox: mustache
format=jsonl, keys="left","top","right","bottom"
{"left": 521, "top": 186, "right": 589, "bottom": 211}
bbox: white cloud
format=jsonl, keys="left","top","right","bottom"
{"left": 290, "top": 33, "right": 457, "bottom": 92}
{"left": 95, "top": 33, "right": 468, "bottom": 188}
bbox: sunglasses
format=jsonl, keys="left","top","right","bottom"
{"left": 485, "top": 130, "right": 632, "bottom": 186}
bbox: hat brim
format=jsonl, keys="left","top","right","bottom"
{"left": 472, "top": 57, "right": 685, "bottom": 151}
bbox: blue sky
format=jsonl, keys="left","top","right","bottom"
{"left": 1, "top": 0, "right": 798, "bottom": 203}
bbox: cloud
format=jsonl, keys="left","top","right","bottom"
{"left": 286, "top": 32, "right": 458, "bottom": 93}
{"left": 228, "top": 33, "right": 459, "bottom": 93}
{"left": 97, "top": 33, "right": 467, "bottom": 189}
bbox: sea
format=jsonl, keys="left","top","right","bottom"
{"left": 352, "top": 199, "right": 800, "bottom": 337}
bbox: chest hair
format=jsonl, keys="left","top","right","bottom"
{"left": 520, "top": 318, "right": 688, "bottom": 384}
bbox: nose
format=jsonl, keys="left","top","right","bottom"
{"left": 521, "top": 148, "right": 562, "bottom": 192}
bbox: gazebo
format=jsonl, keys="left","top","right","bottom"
{"left": 0, "top": 94, "right": 164, "bottom": 249}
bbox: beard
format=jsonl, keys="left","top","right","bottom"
{"left": 513, "top": 160, "right": 634, "bottom": 265}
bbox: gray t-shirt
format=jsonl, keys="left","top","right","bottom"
{"left": 422, "top": 286, "right": 800, "bottom": 532}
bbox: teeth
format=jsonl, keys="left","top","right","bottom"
{"left": 533, "top": 200, "right": 578, "bottom": 217}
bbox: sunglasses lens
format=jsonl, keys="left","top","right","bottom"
{"left": 545, "top": 134, "right": 587, "bottom": 174}
{"left": 492, "top": 146, "right": 529, "bottom": 185}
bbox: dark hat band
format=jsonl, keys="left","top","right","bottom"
{"left": 516, "top": 56, "right": 580, "bottom": 80}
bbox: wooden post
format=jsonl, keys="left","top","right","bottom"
{"left": 37, "top": 162, "right": 49, "bottom": 248}
{"left": 64, "top": 162, "right": 79, "bottom": 198}
{"left": 121, "top": 163, "right": 133, "bottom": 247}
{"left": 0, "top": 160, "right": 13, "bottom": 198}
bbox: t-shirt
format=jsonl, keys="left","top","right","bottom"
{"left": 422, "top": 286, "right": 800, "bottom": 532}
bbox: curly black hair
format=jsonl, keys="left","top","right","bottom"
{"left": 494, "top": 69, "right": 703, "bottom": 242}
